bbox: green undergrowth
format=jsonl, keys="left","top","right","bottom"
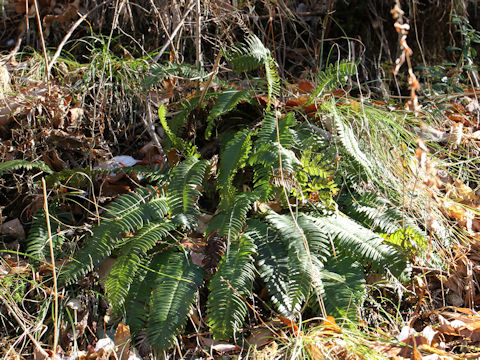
{"left": 7, "top": 34, "right": 447, "bottom": 355}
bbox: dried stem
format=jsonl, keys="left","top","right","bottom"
{"left": 42, "top": 178, "right": 59, "bottom": 352}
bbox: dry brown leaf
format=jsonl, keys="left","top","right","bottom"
{"left": 114, "top": 323, "right": 131, "bottom": 360}
{"left": 42, "top": 0, "right": 80, "bottom": 37}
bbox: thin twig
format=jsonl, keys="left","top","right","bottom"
{"left": 195, "top": 0, "right": 202, "bottom": 67}
{"left": 32, "top": 0, "right": 49, "bottom": 88}
{"left": 144, "top": 100, "right": 164, "bottom": 154}
{"left": 47, "top": 0, "right": 114, "bottom": 75}
{"left": 0, "top": 291, "right": 50, "bottom": 358}
{"left": 42, "top": 178, "right": 59, "bottom": 351}
{"left": 197, "top": 50, "right": 222, "bottom": 109}
{"left": 152, "top": 0, "right": 196, "bottom": 63}
{"left": 1, "top": 29, "right": 25, "bottom": 66}
{"left": 148, "top": 0, "right": 178, "bottom": 62}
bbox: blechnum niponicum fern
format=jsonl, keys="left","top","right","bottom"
{"left": 48, "top": 35, "right": 420, "bottom": 352}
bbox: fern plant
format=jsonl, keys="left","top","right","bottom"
{"left": 57, "top": 157, "right": 208, "bottom": 352}
{"left": 41, "top": 35, "right": 423, "bottom": 354}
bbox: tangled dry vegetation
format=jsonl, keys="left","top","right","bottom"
{"left": 2, "top": 1, "right": 480, "bottom": 359}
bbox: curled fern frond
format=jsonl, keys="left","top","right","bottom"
{"left": 167, "top": 157, "right": 208, "bottom": 229}
{"left": 207, "top": 235, "right": 256, "bottom": 340}
{"left": 0, "top": 159, "right": 52, "bottom": 175}
{"left": 147, "top": 251, "right": 204, "bottom": 351}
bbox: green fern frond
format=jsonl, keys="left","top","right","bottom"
{"left": 125, "top": 256, "right": 162, "bottom": 334}
{"left": 226, "top": 35, "right": 279, "bottom": 110}
{"left": 26, "top": 208, "right": 65, "bottom": 262}
{"left": 264, "top": 214, "right": 315, "bottom": 315}
{"left": 297, "top": 149, "right": 338, "bottom": 202}
{"left": 217, "top": 129, "right": 252, "bottom": 192}
{"left": 208, "top": 192, "right": 257, "bottom": 238}
{"left": 158, "top": 104, "right": 193, "bottom": 155}
{"left": 147, "top": 251, "right": 204, "bottom": 351}
{"left": 227, "top": 35, "right": 270, "bottom": 73}
{"left": 266, "top": 213, "right": 310, "bottom": 267}
{"left": 383, "top": 226, "right": 427, "bottom": 254}
{"left": 58, "top": 188, "right": 169, "bottom": 285}
{"left": 246, "top": 219, "right": 304, "bottom": 317}
{"left": 106, "top": 221, "right": 175, "bottom": 314}
{"left": 256, "top": 111, "right": 296, "bottom": 147}
{"left": 207, "top": 235, "right": 256, "bottom": 340}
{"left": 121, "top": 163, "right": 170, "bottom": 184}
{"left": 0, "top": 159, "right": 52, "bottom": 175}
{"left": 327, "top": 102, "right": 375, "bottom": 179}
{"left": 167, "top": 157, "right": 208, "bottom": 229}
{"left": 338, "top": 192, "right": 422, "bottom": 235}
{"left": 312, "top": 60, "right": 357, "bottom": 98}
{"left": 310, "top": 215, "right": 408, "bottom": 278}
{"left": 164, "top": 92, "right": 217, "bottom": 151}
{"left": 312, "top": 257, "right": 365, "bottom": 320}
{"left": 250, "top": 112, "right": 300, "bottom": 190}
{"left": 206, "top": 90, "right": 253, "bottom": 139}
{"left": 146, "top": 62, "right": 208, "bottom": 88}
{"left": 264, "top": 55, "right": 280, "bottom": 110}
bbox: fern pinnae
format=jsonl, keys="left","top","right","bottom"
{"left": 58, "top": 189, "right": 169, "bottom": 285}
{"left": 167, "top": 157, "right": 208, "bottom": 229}
{"left": 106, "top": 221, "right": 175, "bottom": 314}
{"left": 246, "top": 219, "right": 302, "bottom": 317}
{"left": 311, "top": 60, "right": 357, "bottom": 99}
{"left": 264, "top": 55, "right": 280, "bottom": 110}
{"left": 208, "top": 192, "right": 257, "bottom": 239}
{"left": 329, "top": 103, "right": 376, "bottom": 179}
{"left": 217, "top": 128, "right": 252, "bottom": 191}
{"left": 312, "top": 257, "right": 365, "bottom": 320}
{"left": 228, "top": 35, "right": 270, "bottom": 73}
{"left": 147, "top": 251, "right": 204, "bottom": 351}
{"left": 264, "top": 214, "right": 315, "bottom": 314}
{"left": 0, "top": 159, "right": 52, "bottom": 175}
{"left": 207, "top": 235, "right": 256, "bottom": 340}
{"left": 311, "top": 215, "right": 408, "bottom": 278}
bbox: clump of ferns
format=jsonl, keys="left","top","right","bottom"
{"left": 31, "top": 36, "right": 419, "bottom": 352}
{"left": 53, "top": 107, "right": 412, "bottom": 353}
